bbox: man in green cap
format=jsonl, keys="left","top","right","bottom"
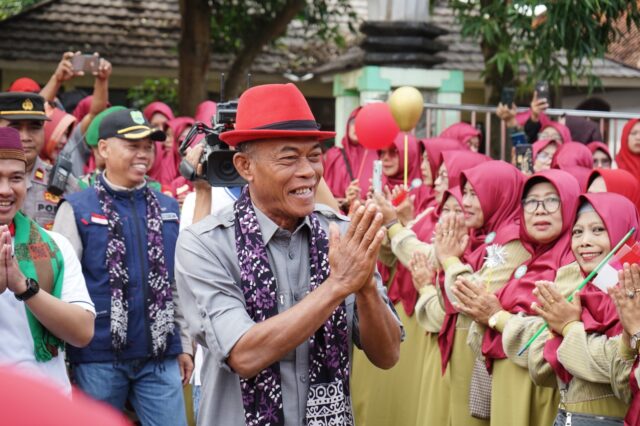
{"left": 79, "top": 106, "right": 163, "bottom": 192}
{"left": 0, "top": 92, "right": 80, "bottom": 229}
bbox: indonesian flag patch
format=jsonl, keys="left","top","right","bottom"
{"left": 90, "top": 213, "right": 109, "bottom": 225}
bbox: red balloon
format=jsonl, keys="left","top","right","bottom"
{"left": 354, "top": 103, "right": 400, "bottom": 150}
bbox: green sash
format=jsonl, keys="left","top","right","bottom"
{"left": 13, "top": 211, "right": 65, "bottom": 362}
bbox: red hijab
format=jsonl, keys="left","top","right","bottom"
{"left": 420, "top": 137, "right": 468, "bottom": 180}
{"left": 324, "top": 107, "right": 377, "bottom": 198}
{"left": 588, "top": 169, "right": 640, "bottom": 212}
{"left": 42, "top": 107, "right": 77, "bottom": 163}
{"left": 544, "top": 193, "right": 639, "bottom": 383}
{"left": 143, "top": 101, "right": 175, "bottom": 124}
{"left": 439, "top": 122, "right": 481, "bottom": 149}
{"left": 195, "top": 101, "right": 217, "bottom": 124}
{"left": 616, "top": 119, "right": 640, "bottom": 180}
{"left": 482, "top": 170, "right": 581, "bottom": 365}
{"left": 437, "top": 161, "right": 524, "bottom": 372}
{"left": 552, "top": 142, "right": 593, "bottom": 191}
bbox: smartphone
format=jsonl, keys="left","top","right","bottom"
{"left": 500, "top": 87, "right": 515, "bottom": 106}
{"left": 71, "top": 53, "right": 100, "bottom": 73}
{"left": 510, "top": 131, "right": 527, "bottom": 146}
{"left": 535, "top": 81, "right": 549, "bottom": 101}
{"left": 515, "top": 144, "right": 534, "bottom": 175}
{"left": 372, "top": 160, "right": 383, "bottom": 194}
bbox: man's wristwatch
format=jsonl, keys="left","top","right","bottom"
{"left": 630, "top": 331, "right": 640, "bottom": 354}
{"left": 15, "top": 278, "right": 40, "bottom": 302}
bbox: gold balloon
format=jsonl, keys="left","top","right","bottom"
{"left": 388, "top": 86, "right": 425, "bottom": 131}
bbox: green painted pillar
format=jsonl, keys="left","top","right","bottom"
{"left": 436, "top": 70, "right": 464, "bottom": 134}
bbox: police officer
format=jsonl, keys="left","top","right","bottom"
{"left": 0, "top": 92, "right": 79, "bottom": 229}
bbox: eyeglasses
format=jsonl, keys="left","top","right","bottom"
{"left": 522, "top": 197, "right": 561, "bottom": 214}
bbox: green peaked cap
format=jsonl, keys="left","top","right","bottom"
{"left": 85, "top": 106, "right": 128, "bottom": 147}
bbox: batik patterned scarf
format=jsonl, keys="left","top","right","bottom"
{"left": 95, "top": 179, "right": 174, "bottom": 358}
{"left": 234, "top": 187, "right": 353, "bottom": 426}
{"left": 13, "top": 211, "right": 64, "bottom": 361}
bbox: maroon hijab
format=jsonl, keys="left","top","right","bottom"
{"left": 552, "top": 142, "right": 593, "bottom": 191}
{"left": 532, "top": 139, "right": 558, "bottom": 160}
{"left": 544, "top": 193, "right": 639, "bottom": 383}
{"left": 324, "top": 107, "right": 377, "bottom": 198}
{"left": 152, "top": 117, "right": 194, "bottom": 186}
{"left": 438, "top": 161, "right": 524, "bottom": 372}
{"left": 439, "top": 150, "right": 491, "bottom": 190}
{"left": 482, "top": 170, "right": 581, "bottom": 365}
{"left": 439, "top": 122, "right": 481, "bottom": 149}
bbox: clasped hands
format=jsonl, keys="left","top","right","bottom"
{"left": 434, "top": 214, "right": 468, "bottom": 266}
{"left": 0, "top": 225, "right": 28, "bottom": 296}
{"left": 328, "top": 201, "right": 385, "bottom": 297}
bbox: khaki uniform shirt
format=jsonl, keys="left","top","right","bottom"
{"left": 22, "top": 156, "right": 80, "bottom": 229}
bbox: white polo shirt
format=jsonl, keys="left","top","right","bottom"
{"left": 0, "top": 230, "right": 95, "bottom": 395}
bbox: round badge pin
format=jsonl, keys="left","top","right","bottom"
{"left": 514, "top": 265, "right": 527, "bottom": 279}
{"left": 485, "top": 231, "right": 496, "bottom": 244}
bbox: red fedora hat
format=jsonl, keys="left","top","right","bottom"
{"left": 219, "top": 83, "right": 335, "bottom": 146}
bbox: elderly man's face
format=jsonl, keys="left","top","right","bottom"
{"left": 0, "top": 159, "right": 27, "bottom": 225}
{"left": 235, "top": 138, "right": 324, "bottom": 230}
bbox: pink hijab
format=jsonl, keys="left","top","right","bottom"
{"left": 439, "top": 150, "right": 491, "bottom": 190}
{"left": 439, "top": 122, "right": 481, "bottom": 149}
{"left": 324, "top": 107, "right": 377, "bottom": 199}
{"left": 155, "top": 117, "right": 194, "bottom": 185}
{"left": 482, "top": 169, "right": 581, "bottom": 366}
{"left": 544, "top": 193, "right": 639, "bottom": 383}
{"left": 72, "top": 96, "right": 92, "bottom": 122}
{"left": 195, "top": 101, "right": 217, "bottom": 124}
{"left": 543, "top": 121, "right": 572, "bottom": 145}
{"left": 143, "top": 102, "right": 175, "bottom": 124}
{"left": 532, "top": 139, "right": 558, "bottom": 160}
{"left": 587, "top": 141, "right": 612, "bottom": 163}
{"left": 552, "top": 142, "right": 593, "bottom": 190}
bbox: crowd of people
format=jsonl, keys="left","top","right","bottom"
{"left": 2, "top": 50, "right": 640, "bottom": 426}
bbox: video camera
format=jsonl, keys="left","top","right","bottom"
{"left": 178, "top": 100, "right": 246, "bottom": 187}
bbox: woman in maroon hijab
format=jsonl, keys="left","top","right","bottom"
{"left": 452, "top": 169, "right": 581, "bottom": 426}
{"left": 323, "top": 107, "right": 377, "bottom": 210}
{"left": 422, "top": 161, "right": 525, "bottom": 426}
{"left": 587, "top": 141, "right": 612, "bottom": 169}
{"left": 525, "top": 193, "right": 639, "bottom": 424}
{"left": 552, "top": 142, "right": 594, "bottom": 191}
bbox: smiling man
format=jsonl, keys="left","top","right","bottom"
{"left": 52, "top": 109, "right": 192, "bottom": 424}
{"left": 0, "top": 127, "right": 94, "bottom": 395}
{"left": 0, "top": 92, "right": 80, "bottom": 229}
{"left": 175, "top": 83, "right": 402, "bottom": 426}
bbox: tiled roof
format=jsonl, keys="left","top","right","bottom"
{"left": 1, "top": 0, "right": 639, "bottom": 81}
{"left": 0, "top": 0, "right": 365, "bottom": 75}
{"left": 606, "top": 10, "right": 640, "bottom": 70}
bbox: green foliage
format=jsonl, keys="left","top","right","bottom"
{"left": 127, "top": 78, "right": 178, "bottom": 111}
{"left": 210, "top": 0, "right": 357, "bottom": 53}
{"left": 0, "top": 0, "right": 42, "bottom": 19}
{"left": 451, "top": 0, "right": 640, "bottom": 92}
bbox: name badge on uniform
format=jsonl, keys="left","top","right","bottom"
{"left": 90, "top": 213, "right": 109, "bottom": 225}
{"left": 161, "top": 212, "right": 179, "bottom": 222}
{"left": 514, "top": 265, "right": 528, "bottom": 279}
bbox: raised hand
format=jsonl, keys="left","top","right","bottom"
{"left": 531, "top": 280, "right": 581, "bottom": 334}
{"left": 435, "top": 214, "right": 469, "bottom": 265}
{"left": 371, "top": 191, "right": 397, "bottom": 226}
{"left": 409, "top": 251, "right": 434, "bottom": 291}
{"left": 327, "top": 204, "right": 385, "bottom": 297}
{"left": 610, "top": 264, "right": 640, "bottom": 337}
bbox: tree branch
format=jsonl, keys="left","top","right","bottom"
{"left": 224, "top": 0, "right": 306, "bottom": 98}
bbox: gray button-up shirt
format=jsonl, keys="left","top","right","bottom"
{"left": 175, "top": 202, "right": 401, "bottom": 426}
